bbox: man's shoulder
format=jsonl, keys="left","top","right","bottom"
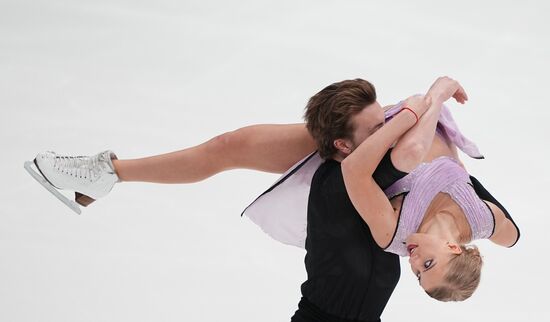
{"left": 312, "top": 159, "right": 346, "bottom": 194}
{"left": 313, "top": 158, "right": 341, "bottom": 178}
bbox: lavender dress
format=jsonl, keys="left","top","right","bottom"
{"left": 241, "top": 100, "right": 496, "bottom": 254}
{"left": 383, "top": 156, "right": 494, "bottom": 256}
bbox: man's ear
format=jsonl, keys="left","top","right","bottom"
{"left": 334, "top": 138, "right": 353, "bottom": 155}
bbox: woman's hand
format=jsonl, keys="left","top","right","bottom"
{"left": 404, "top": 94, "right": 432, "bottom": 118}
{"left": 427, "top": 76, "right": 468, "bottom": 105}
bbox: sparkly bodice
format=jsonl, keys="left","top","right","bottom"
{"left": 383, "top": 157, "right": 495, "bottom": 256}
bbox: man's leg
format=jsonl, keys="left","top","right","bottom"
{"left": 112, "top": 123, "right": 316, "bottom": 184}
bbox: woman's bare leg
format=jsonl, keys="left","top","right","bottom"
{"left": 111, "top": 123, "right": 316, "bottom": 184}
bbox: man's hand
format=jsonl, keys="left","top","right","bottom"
{"left": 427, "top": 76, "right": 468, "bottom": 105}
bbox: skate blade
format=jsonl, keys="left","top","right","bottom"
{"left": 24, "top": 161, "right": 82, "bottom": 215}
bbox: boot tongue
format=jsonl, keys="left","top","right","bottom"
{"left": 101, "top": 150, "right": 120, "bottom": 182}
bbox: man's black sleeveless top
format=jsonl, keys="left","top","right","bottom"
{"left": 300, "top": 151, "right": 406, "bottom": 322}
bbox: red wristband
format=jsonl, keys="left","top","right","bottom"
{"left": 401, "top": 106, "right": 418, "bottom": 124}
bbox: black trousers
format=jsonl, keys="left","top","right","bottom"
{"left": 290, "top": 297, "right": 380, "bottom": 322}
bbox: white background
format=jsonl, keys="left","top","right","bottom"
{"left": 1, "top": 0, "right": 549, "bottom": 321}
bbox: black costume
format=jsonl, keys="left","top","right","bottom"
{"left": 291, "top": 151, "right": 406, "bottom": 322}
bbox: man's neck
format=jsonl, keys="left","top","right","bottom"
{"left": 331, "top": 152, "right": 347, "bottom": 162}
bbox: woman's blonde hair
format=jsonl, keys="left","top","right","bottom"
{"left": 426, "top": 245, "right": 483, "bottom": 302}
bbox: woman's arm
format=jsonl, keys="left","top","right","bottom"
{"left": 341, "top": 95, "right": 431, "bottom": 247}
{"left": 470, "top": 175, "right": 520, "bottom": 247}
{"left": 391, "top": 76, "right": 468, "bottom": 172}
{"left": 487, "top": 202, "right": 520, "bottom": 247}
{"left": 390, "top": 99, "right": 445, "bottom": 172}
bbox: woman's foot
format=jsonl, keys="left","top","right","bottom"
{"left": 33, "top": 150, "right": 120, "bottom": 206}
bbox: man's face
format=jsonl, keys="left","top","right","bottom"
{"left": 348, "top": 101, "right": 385, "bottom": 150}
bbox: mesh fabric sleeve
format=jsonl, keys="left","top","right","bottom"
{"left": 470, "top": 175, "right": 520, "bottom": 247}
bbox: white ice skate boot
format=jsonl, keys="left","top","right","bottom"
{"left": 24, "top": 150, "right": 120, "bottom": 214}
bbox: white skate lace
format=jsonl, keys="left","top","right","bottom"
{"left": 53, "top": 154, "right": 109, "bottom": 182}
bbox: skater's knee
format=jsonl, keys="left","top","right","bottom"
{"left": 209, "top": 129, "right": 248, "bottom": 155}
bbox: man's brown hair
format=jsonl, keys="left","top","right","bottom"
{"left": 304, "top": 79, "right": 377, "bottom": 159}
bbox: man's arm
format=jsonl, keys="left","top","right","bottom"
{"left": 341, "top": 95, "right": 430, "bottom": 248}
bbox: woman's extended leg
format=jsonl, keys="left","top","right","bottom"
{"left": 112, "top": 123, "right": 316, "bottom": 184}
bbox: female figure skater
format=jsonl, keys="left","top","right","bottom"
{"left": 26, "top": 76, "right": 519, "bottom": 320}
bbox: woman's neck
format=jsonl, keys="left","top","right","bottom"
{"left": 418, "top": 193, "right": 471, "bottom": 243}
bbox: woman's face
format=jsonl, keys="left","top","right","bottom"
{"left": 405, "top": 233, "right": 462, "bottom": 291}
